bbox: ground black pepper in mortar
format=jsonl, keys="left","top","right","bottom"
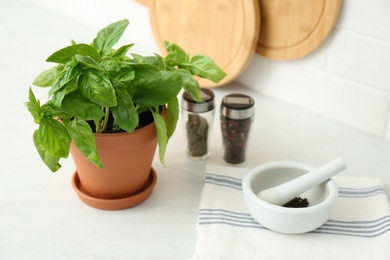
{"left": 283, "top": 197, "right": 309, "bottom": 208}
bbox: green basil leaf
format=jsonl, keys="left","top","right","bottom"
{"left": 181, "top": 55, "right": 226, "bottom": 83}
{"left": 129, "top": 53, "right": 146, "bottom": 63}
{"left": 33, "top": 130, "right": 62, "bottom": 172}
{"left": 151, "top": 109, "right": 167, "bottom": 165}
{"left": 26, "top": 88, "right": 43, "bottom": 124}
{"left": 92, "top": 19, "right": 129, "bottom": 54}
{"left": 49, "top": 64, "right": 80, "bottom": 96}
{"left": 131, "top": 53, "right": 166, "bottom": 70}
{"left": 43, "top": 102, "right": 69, "bottom": 120}
{"left": 175, "top": 69, "right": 202, "bottom": 102}
{"left": 61, "top": 91, "right": 104, "bottom": 120}
{"left": 130, "top": 63, "right": 162, "bottom": 79}
{"left": 78, "top": 69, "right": 117, "bottom": 107}
{"left": 51, "top": 88, "right": 66, "bottom": 108}
{"left": 145, "top": 54, "right": 166, "bottom": 70}
{"left": 100, "top": 59, "right": 120, "bottom": 76}
{"left": 51, "top": 75, "right": 78, "bottom": 107}
{"left": 133, "top": 71, "right": 182, "bottom": 106}
{"left": 151, "top": 54, "right": 166, "bottom": 70}
{"left": 66, "top": 118, "right": 102, "bottom": 168}
{"left": 166, "top": 97, "right": 179, "bottom": 140}
{"left": 74, "top": 54, "right": 102, "bottom": 70}
{"left": 112, "top": 44, "right": 134, "bottom": 60}
{"left": 101, "top": 60, "right": 135, "bottom": 81}
{"left": 111, "top": 82, "right": 138, "bottom": 133}
{"left": 38, "top": 118, "right": 71, "bottom": 158}
{"left": 33, "top": 67, "right": 57, "bottom": 87}
{"left": 164, "top": 41, "right": 189, "bottom": 64}
{"left": 115, "top": 62, "right": 135, "bottom": 81}
{"left": 46, "top": 44, "right": 100, "bottom": 64}
{"left": 122, "top": 80, "right": 136, "bottom": 97}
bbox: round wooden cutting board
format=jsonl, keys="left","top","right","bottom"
{"left": 257, "top": 0, "right": 342, "bottom": 60}
{"left": 137, "top": 0, "right": 261, "bottom": 88}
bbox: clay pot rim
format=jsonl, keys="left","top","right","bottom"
{"left": 93, "top": 105, "right": 166, "bottom": 139}
{"left": 93, "top": 121, "right": 156, "bottom": 138}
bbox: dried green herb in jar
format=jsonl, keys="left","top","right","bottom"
{"left": 186, "top": 114, "right": 209, "bottom": 157}
{"left": 181, "top": 89, "right": 215, "bottom": 160}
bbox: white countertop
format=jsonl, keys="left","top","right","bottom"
{"left": 1, "top": 1, "right": 390, "bottom": 259}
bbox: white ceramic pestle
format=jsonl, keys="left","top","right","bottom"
{"left": 257, "top": 158, "right": 347, "bottom": 206}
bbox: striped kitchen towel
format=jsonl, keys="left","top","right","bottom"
{"left": 191, "top": 164, "right": 390, "bottom": 260}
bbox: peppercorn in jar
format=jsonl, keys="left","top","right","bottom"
{"left": 220, "top": 93, "right": 255, "bottom": 165}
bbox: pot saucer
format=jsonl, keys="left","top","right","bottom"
{"left": 71, "top": 168, "right": 157, "bottom": 210}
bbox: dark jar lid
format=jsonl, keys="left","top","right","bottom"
{"left": 181, "top": 88, "right": 215, "bottom": 113}
{"left": 220, "top": 93, "right": 255, "bottom": 120}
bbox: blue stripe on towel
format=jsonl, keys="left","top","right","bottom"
{"left": 205, "top": 174, "right": 242, "bottom": 190}
{"left": 338, "top": 186, "right": 387, "bottom": 198}
{"left": 313, "top": 215, "right": 390, "bottom": 237}
{"left": 198, "top": 209, "right": 390, "bottom": 238}
{"left": 198, "top": 209, "right": 265, "bottom": 229}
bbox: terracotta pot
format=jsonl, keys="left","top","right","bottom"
{"left": 70, "top": 108, "right": 164, "bottom": 205}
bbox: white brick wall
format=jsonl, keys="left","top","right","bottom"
{"left": 237, "top": 0, "right": 390, "bottom": 138}
{"left": 30, "top": 0, "right": 390, "bottom": 138}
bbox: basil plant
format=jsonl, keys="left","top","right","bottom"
{"left": 26, "top": 19, "right": 226, "bottom": 172}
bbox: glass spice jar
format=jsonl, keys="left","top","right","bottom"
{"left": 181, "top": 88, "right": 215, "bottom": 160}
{"left": 220, "top": 93, "right": 255, "bottom": 165}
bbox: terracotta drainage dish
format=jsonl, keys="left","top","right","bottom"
{"left": 72, "top": 168, "right": 157, "bottom": 210}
